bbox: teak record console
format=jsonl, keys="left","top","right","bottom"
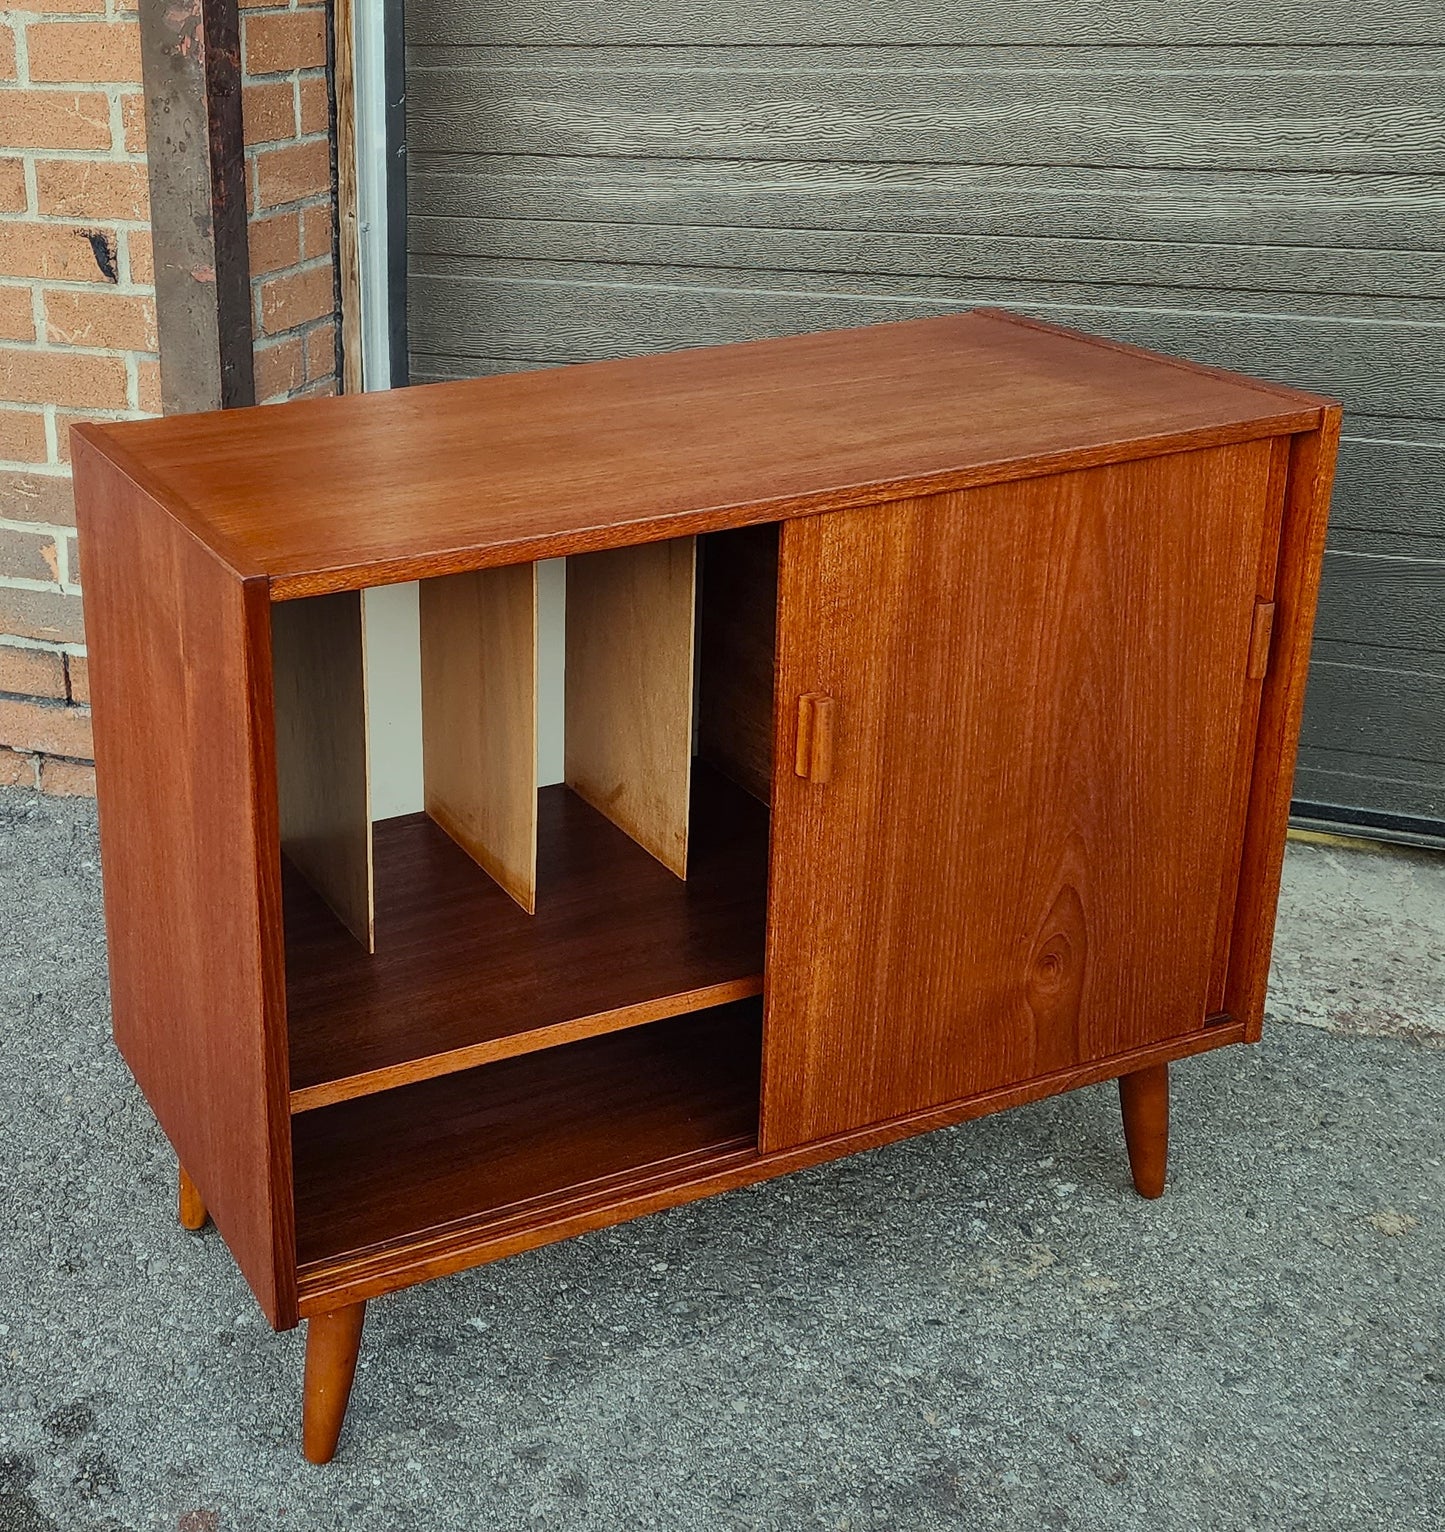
{"left": 72, "top": 312, "right": 1340, "bottom": 1462}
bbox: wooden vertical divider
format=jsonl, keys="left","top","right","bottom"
{"left": 420, "top": 563, "right": 539, "bottom": 913}
{"left": 272, "top": 591, "right": 375, "bottom": 951}
{"left": 565, "top": 538, "right": 697, "bottom": 878}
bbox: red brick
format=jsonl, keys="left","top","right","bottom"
{"left": 126, "top": 227, "right": 153, "bottom": 285}
{"left": 304, "top": 320, "right": 336, "bottom": 383}
{"left": 253, "top": 138, "right": 331, "bottom": 210}
{"left": 0, "top": 24, "right": 15, "bottom": 81}
{"left": 258, "top": 260, "right": 334, "bottom": 336}
{"left": 298, "top": 74, "right": 330, "bottom": 135}
{"left": 243, "top": 78, "right": 296, "bottom": 144}
{"left": 14, "top": 0, "right": 106, "bottom": 13}
{"left": 244, "top": 10, "right": 326, "bottom": 74}
{"left": 247, "top": 210, "right": 302, "bottom": 275}
{"left": 26, "top": 21, "right": 141, "bottom": 84}
{"left": 66, "top": 652, "right": 89, "bottom": 703}
{"left": 35, "top": 158, "right": 149, "bottom": 221}
{"left": 0, "top": 748, "right": 37, "bottom": 788}
{"left": 54, "top": 411, "right": 122, "bottom": 465}
{"left": 0, "top": 286, "right": 35, "bottom": 344}
{"left": 0, "top": 470, "right": 75, "bottom": 525}
{"left": 0, "top": 349, "right": 129, "bottom": 410}
{"left": 0, "top": 222, "right": 117, "bottom": 283}
{"left": 253, "top": 333, "right": 303, "bottom": 402}
{"left": 0, "top": 408, "right": 47, "bottom": 464}
{"left": 301, "top": 204, "right": 333, "bottom": 260}
{"left": 0, "top": 158, "right": 25, "bottom": 214}
{"left": 0, "top": 696, "right": 92, "bottom": 757}
{"left": 134, "top": 357, "right": 160, "bottom": 413}
{"left": 121, "top": 92, "right": 146, "bottom": 153}
{"left": 2, "top": 91, "right": 111, "bottom": 150}
{"left": 45, "top": 288, "right": 157, "bottom": 351}
{"left": 0, "top": 644, "right": 66, "bottom": 701}
{"left": 0, "top": 526, "right": 61, "bottom": 584}
{"left": 0, "top": 586, "right": 83, "bottom": 646}
{"left": 40, "top": 755, "right": 95, "bottom": 793}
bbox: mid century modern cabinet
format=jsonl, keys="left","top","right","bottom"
{"left": 72, "top": 311, "right": 1340, "bottom": 1462}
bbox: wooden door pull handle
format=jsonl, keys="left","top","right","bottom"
{"left": 795, "top": 693, "right": 835, "bottom": 784}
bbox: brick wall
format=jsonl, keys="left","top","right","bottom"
{"left": 241, "top": 0, "right": 338, "bottom": 404}
{"left": 0, "top": 0, "right": 343, "bottom": 796}
{"left": 0, "top": 0, "right": 157, "bottom": 796}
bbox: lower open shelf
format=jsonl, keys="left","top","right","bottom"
{"left": 284, "top": 762, "right": 768, "bottom": 1110}
{"left": 291, "top": 1001, "right": 762, "bottom": 1273}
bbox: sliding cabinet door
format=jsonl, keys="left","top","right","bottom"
{"left": 761, "top": 441, "right": 1284, "bottom": 1151}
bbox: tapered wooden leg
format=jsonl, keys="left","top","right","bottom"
{"left": 1118, "top": 1063, "right": 1169, "bottom": 1199}
{"left": 302, "top": 1302, "right": 367, "bottom": 1464}
{"left": 178, "top": 1165, "right": 208, "bottom": 1231}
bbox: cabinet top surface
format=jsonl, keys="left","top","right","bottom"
{"left": 74, "top": 309, "right": 1330, "bottom": 598}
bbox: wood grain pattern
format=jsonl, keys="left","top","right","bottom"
{"left": 272, "top": 592, "right": 374, "bottom": 950}
{"left": 404, "top": 264, "right": 1437, "bottom": 418}
{"left": 697, "top": 524, "right": 778, "bottom": 804}
{"left": 407, "top": 0, "right": 1445, "bottom": 45}
{"left": 762, "top": 443, "right": 1277, "bottom": 1150}
{"left": 285, "top": 764, "right": 767, "bottom": 1110}
{"left": 565, "top": 538, "right": 696, "bottom": 877}
{"left": 410, "top": 214, "right": 1445, "bottom": 302}
{"left": 293, "top": 1004, "right": 763, "bottom": 1268}
{"left": 296, "top": 1016, "right": 1246, "bottom": 1315}
{"left": 332, "top": 0, "right": 363, "bottom": 395}
{"left": 302, "top": 1303, "right": 366, "bottom": 1465}
{"left": 409, "top": 156, "right": 1445, "bottom": 255}
{"left": 420, "top": 562, "right": 538, "bottom": 911}
{"left": 70, "top": 439, "right": 297, "bottom": 1329}
{"left": 406, "top": 47, "right": 1445, "bottom": 171}
{"left": 1226, "top": 412, "right": 1344, "bottom": 1040}
{"left": 1118, "top": 1064, "right": 1169, "bottom": 1199}
{"left": 79, "top": 312, "right": 1322, "bottom": 596}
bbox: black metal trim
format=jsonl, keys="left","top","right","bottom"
{"left": 1291, "top": 800, "right": 1445, "bottom": 850}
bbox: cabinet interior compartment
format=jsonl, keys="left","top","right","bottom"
{"left": 697, "top": 523, "right": 779, "bottom": 805}
{"left": 279, "top": 527, "right": 782, "bottom": 1116}
{"left": 292, "top": 1001, "right": 763, "bottom": 1274}
{"left": 271, "top": 590, "right": 375, "bottom": 952}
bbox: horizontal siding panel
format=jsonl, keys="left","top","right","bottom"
{"left": 1329, "top": 433, "right": 1445, "bottom": 547}
{"left": 1293, "top": 761, "right": 1445, "bottom": 823}
{"left": 407, "top": 0, "right": 1445, "bottom": 47}
{"left": 409, "top": 216, "right": 1445, "bottom": 300}
{"left": 1315, "top": 550, "right": 1445, "bottom": 652}
{"left": 409, "top": 156, "right": 1445, "bottom": 252}
{"left": 405, "top": 262, "right": 1445, "bottom": 414}
{"left": 406, "top": 47, "right": 1445, "bottom": 171}
{"left": 1301, "top": 660, "right": 1445, "bottom": 763}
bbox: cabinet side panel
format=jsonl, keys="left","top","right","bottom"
{"left": 1226, "top": 411, "right": 1342, "bottom": 1039}
{"left": 72, "top": 441, "right": 297, "bottom": 1328}
{"left": 272, "top": 592, "right": 374, "bottom": 950}
{"left": 420, "top": 563, "right": 539, "bottom": 912}
{"left": 565, "top": 538, "right": 696, "bottom": 878}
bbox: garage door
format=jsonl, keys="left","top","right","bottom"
{"left": 403, "top": 3, "right": 1445, "bottom": 838}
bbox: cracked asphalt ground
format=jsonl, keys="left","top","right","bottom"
{"left": 1, "top": 790, "right": 1441, "bottom": 1531}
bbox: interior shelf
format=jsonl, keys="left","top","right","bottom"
{"left": 292, "top": 1002, "right": 762, "bottom": 1271}
{"left": 283, "top": 761, "right": 769, "bottom": 1111}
